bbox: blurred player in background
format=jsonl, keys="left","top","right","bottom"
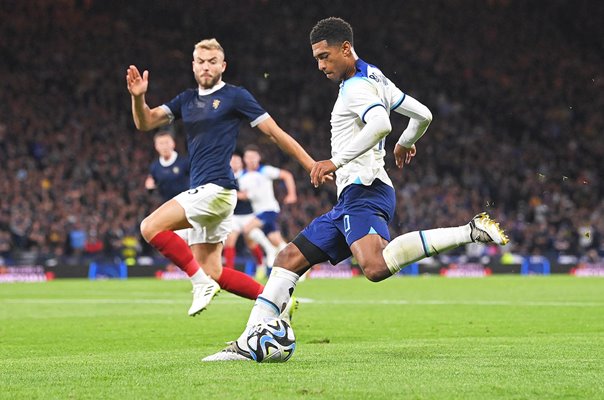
{"left": 145, "top": 130, "right": 189, "bottom": 202}
{"left": 144, "top": 129, "right": 190, "bottom": 270}
{"left": 239, "top": 145, "right": 297, "bottom": 279}
{"left": 223, "top": 153, "right": 276, "bottom": 275}
{"left": 126, "top": 38, "right": 316, "bottom": 316}
{"left": 203, "top": 17, "right": 508, "bottom": 361}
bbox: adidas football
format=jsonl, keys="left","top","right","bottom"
{"left": 246, "top": 317, "right": 296, "bottom": 363}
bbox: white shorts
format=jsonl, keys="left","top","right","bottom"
{"left": 174, "top": 228, "right": 191, "bottom": 243}
{"left": 231, "top": 213, "right": 255, "bottom": 233}
{"left": 174, "top": 183, "right": 237, "bottom": 244}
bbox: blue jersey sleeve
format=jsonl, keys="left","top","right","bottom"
{"left": 235, "top": 88, "right": 268, "bottom": 126}
{"left": 181, "top": 155, "right": 191, "bottom": 181}
{"left": 163, "top": 91, "right": 187, "bottom": 121}
{"left": 149, "top": 161, "right": 158, "bottom": 179}
{"left": 183, "top": 155, "right": 191, "bottom": 174}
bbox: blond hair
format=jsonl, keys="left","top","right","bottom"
{"left": 194, "top": 38, "right": 225, "bottom": 56}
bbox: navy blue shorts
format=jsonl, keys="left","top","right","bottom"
{"left": 299, "top": 179, "right": 395, "bottom": 265}
{"left": 257, "top": 211, "right": 279, "bottom": 235}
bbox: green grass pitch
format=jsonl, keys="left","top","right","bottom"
{"left": 1, "top": 276, "right": 603, "bottom": 399}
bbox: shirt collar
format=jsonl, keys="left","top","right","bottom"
{"left": 198, "top": 81, "right": 226, "bottom": 96}
{"left": 159, "top": 151, "right": 178, "bottom": 167}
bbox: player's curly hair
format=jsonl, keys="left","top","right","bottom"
{"left": 309, "top": 17, "right": 353, "bottom": 46}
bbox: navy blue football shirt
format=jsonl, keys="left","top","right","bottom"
{"left": 149, "top": 152, "right": 190, "bottom": 201}
{"left": 161, "top": 82, "right": 268, "bottom": 190}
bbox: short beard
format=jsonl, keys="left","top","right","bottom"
{"left": 198, "top": 75, "right": 221, "bottom": 89}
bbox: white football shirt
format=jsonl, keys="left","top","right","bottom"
{"left": 330, "top": 59, "right": 405, "bottom": 196}
{"left": 238, "top": 165, "right": 281, "bottom": 214}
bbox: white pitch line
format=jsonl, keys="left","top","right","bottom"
{"left": 300, "top": 299, "right": 604, "bottom": 307}
{"left": 1, "top": 298, "right": 603, "bottom": 307}
{"left": 0, "top": 298, "right": 244, "bottom": 305}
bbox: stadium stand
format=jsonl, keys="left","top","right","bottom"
{"left": 1, "top": 0, "right": 602, "bottom": 269}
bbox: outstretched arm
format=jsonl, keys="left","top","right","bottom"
{"left": 256, "top": 117, "right": 315, "bottom": 173}
{"left": 126, "top": 65, "right": 170, "bottom": 131}
{"left": 278, "top": 169, "right": 297, "bottom": 204}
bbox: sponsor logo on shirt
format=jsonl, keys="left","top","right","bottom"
{"left": 367, "top": 66, "right": 388, "bottom": 86}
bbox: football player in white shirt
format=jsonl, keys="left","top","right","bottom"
{"left": 224, "top": 153, "right": 278, "bottom": 276}
{"left": 203, "top": 17, "right": 508, "bottom": 361}
{"left": 239, "top": 146, "right": 296, "bottom": 276}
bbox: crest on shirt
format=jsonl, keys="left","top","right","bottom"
{"left": 212, "top": 99, "right": 221, "bottom": 109}
{"left": 172, "top": 167, "right": 180, "bottom": 174}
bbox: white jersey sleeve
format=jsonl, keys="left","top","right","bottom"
{"left": 341, "top": 78, "right": 386, "bottom": 122}
{"left": 387, "top": 77, "right": 406, "bottom": 112}
{"left": 258, "top": 165, "right": 281, "bottom": 180}
{"left": 393, "top": 95, "right": 432, "bottom": 148}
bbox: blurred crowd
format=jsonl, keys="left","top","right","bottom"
{"left": 1, "top": 0, "right": 603, "bottom": 266}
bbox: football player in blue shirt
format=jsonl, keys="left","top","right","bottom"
{"left": 145, "top": 130, "right": 189, "bottom": 202}
{"left": 126, "top": 38, "right": 316, "bottom": 316}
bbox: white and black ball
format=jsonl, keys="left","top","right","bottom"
{"left": 246, "top": 317, "right": 296, "bottom": 363}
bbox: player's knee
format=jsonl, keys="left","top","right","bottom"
{"left": 361, "top": 261, "right": 390, "bottom": 282}
{"left": 139, "top": 217, "right": 155, "bottom": 243}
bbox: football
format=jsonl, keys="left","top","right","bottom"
{"left": 246, "top": 317, "right": 296, "bottom": 363}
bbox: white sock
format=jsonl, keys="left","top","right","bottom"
{"left": 382, "top": 225, "right": 471, "bottom": 274}
{"left": 276, "top": 241, "right": 287, "bottom": 252}
{"left": 190, "top": 268, "right": 212, "bottom": 286}
{"left": 236, "top": 266, "right": 299, "bottom": 348}
{"left": 248, "top": 228, "right": 277, "bottom": 258}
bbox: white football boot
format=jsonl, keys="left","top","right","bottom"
{"left": 188, "top": 279, "right": 220, "bottom": 316}
{"left": 202, "top": 340, "right": 253, "bottom": 362}
{"left": 469, "top": 212, "right": 509, "bottom": 245}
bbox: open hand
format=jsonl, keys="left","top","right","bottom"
{"left": 126, "top": 65, "right": 149, "bottom": 97}
{"left": 394, "top": 144, "right": 416, "bottom": 169}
